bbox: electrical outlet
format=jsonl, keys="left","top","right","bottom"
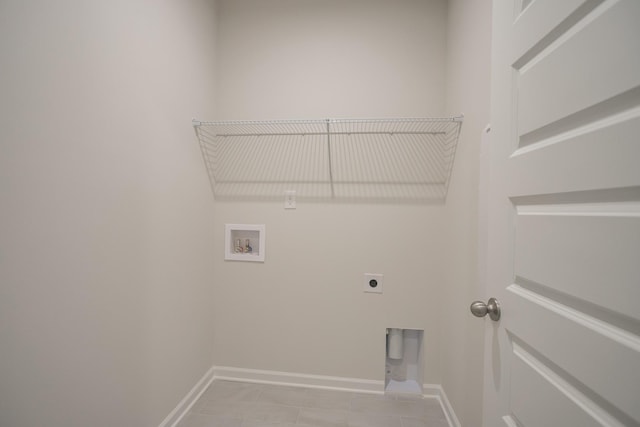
{"left": 364, "top": 273, "right": 383, "bottom": 293}
{"left": 284, "top": 190, "right": 296, "bottom": 209}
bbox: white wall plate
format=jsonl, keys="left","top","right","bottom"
{"left": 225, "top": 224, "right": 265, "bottom": 262}
{"left": 364, "top": 273, "right": 383, "bottom": 293}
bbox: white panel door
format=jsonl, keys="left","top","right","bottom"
{"left": 484, "top": 1, "right": 640, "bottom": 426}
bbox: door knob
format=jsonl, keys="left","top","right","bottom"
{"left": 470, "top": 298, "right": 501, "bottom": 321}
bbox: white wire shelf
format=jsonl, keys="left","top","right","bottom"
{"left": 193, "top": 117, "right": 463, "bottom": 202}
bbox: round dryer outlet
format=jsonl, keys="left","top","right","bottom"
{"left": 363, "top": 273, "right": 383, "bottom": 293}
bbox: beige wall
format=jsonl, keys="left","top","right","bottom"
{"left": 212, "top": 203, "right": 446, "bottom": 381}
{"left": 212, "top": 0, "right": 449, "bottom": 384}
{"left": 215, "top": 0, "right": 447, "bottom": 119}
{"left": 441, "top": 0, "right": 492, "bottom": 425}
{"left": 0, "top": 1, "right": 492, "bottom": 425}
{"left": 0, "top": 1, "right": 217, "bottom": 426}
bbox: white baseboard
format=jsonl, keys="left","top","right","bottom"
{"left": 212, "top": 366, "right": 385, "bottom": 394}
{"left": 427, "top": 384, "right": 462, "bottom": 427}
{"left": 158, "top": 366, "right": 215, "bottom": 427}
{"left": 160, "top": 365, "right": 461, "bottom": 427}
{"left": 421, "top": 383, "right": 442, "bottom": 398}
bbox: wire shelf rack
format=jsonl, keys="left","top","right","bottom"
{"left": 193, "top": 117, "right": 463, "bottom": 203}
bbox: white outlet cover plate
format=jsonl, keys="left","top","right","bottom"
{"left": 364, "top": 273, "right": 383, "bottom": 293}
{"left": 284, "top": 190, "right": 296, "bottom": 209}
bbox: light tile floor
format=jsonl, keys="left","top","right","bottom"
{"left": 177, "top": 380, "right": 449, "bottom": 427}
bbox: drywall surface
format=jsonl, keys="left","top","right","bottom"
{"left": 212, "top": 202, "right": 445, "bottom": 382}
{"left": 0, "top": 1, "right": 217, "bottom": 426}
{"left": 441, "top": 0, "right": 492, "bottom": 425}
{"left": 212, "top": 0, "right": 448, "bottom": 384}
{"left": 215, "top": 0, "right": 447, "bottom": 120}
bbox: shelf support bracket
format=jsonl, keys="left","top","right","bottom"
{"left": 326, "top": 119, "right": 335, "bottom": 198}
